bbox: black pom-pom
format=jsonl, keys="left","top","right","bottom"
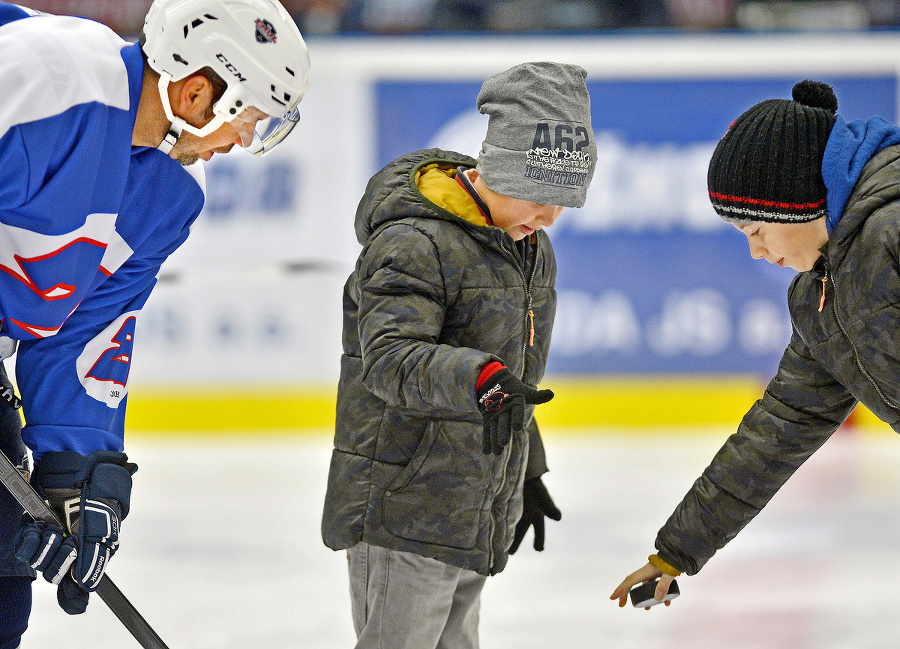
{"left": 792, "top": 79, "right": 838, "bottom": 113}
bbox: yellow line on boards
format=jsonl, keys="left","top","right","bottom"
{"left": 124, "top": 375, "right": 781, "bottom": 435}
{"left": 535, "top": 375, "right": 765, "bottom": 428}
{"left": 124, "top": 376, "right": 891, "bottom": 436}
{"left": 125, "top": 386, "right": 338, "bottom": 435}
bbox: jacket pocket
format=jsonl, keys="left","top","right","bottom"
{"left": 382, "top": 420, "right": 490, "bottom": 551}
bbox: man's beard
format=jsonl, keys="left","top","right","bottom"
{"left": 172, "top": 150, "right": 201, "bottom": 166}
{"left": 167, "top": 132, "right": 202, "bottom": 166}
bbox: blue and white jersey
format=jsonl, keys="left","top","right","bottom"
{"left": 0, "top": 4, "right": 206, "bottom": 460}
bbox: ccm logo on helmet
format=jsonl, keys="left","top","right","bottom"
{"left": 215, "top": 53, "right": 247, "bottom": 82}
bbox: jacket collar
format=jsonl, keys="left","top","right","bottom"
{"left": 822, "top": 144, "right": 900, "bottom": 269}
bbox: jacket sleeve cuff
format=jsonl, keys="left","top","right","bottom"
{"left": 524, "top": 418, "right": 548, "bottom": 479}
{"left": 648, "top": 553, "right": 682, "bottom": 577}
{"left": 475, "top": 361, "right": 506, "bottom": 390}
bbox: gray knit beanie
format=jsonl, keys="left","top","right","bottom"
{"left": 475, "top": 62, "right": 596, "bottom": 208}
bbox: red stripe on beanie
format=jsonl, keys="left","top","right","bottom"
{"left": 708, "top": 190, "right": 826, "bottom": 211}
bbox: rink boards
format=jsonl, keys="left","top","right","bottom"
{"left": 124, "top": 33, "right": 900, "bottom": 432}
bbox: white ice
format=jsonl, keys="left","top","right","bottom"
{"left": 21, "top": 427, "right": 900, "bottom": 649}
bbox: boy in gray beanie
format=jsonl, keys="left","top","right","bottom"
{"left": 322, "top": 62, "right": 596, "bottom": 648}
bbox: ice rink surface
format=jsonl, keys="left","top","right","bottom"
{"left": 20, "top": 426, "right": 900, "bottom": 649}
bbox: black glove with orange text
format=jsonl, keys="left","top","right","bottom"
{"left": 475, "top": 362, "right": 554, "bottom": 455}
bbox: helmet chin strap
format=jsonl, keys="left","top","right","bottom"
{"left": 156, "top": 73, "right": 187, "bottom": 155}
{"left": 158, "top": 117, "right": 188, "bottom": 155}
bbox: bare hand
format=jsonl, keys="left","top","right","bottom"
{"left": 610, "top": 562, "right": 676, "bottom": 609}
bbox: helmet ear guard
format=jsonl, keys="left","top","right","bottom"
{"left": 153, "top": 71, "right": 237, "bottom": 154}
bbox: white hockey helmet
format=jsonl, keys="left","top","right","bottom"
{"left": 141, "top": 0, "right": 311, "bottom": 155}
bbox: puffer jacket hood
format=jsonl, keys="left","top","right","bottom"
{"left": 824, "top": 145, "right": 900, "bottom": 270}
{"left": 355, "top": 149, "right": 480, "bottom": 245}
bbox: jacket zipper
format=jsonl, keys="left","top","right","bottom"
{"left": 487, "top": 442, "right": 513, "bottom": 572}
{"left": 497, "top": 237, "right": 536, "bottom": 379}
{"left": 818, "top": 276, "right": 828, "bottom": 312}
{"left": 522, "top": 257, "right": 538, "bottom": 363}
{"left": 488, "top": 238, "right": 538, "bottom": 571}
{"left": 826, "top": 267, "right": 900, "bottom": 412}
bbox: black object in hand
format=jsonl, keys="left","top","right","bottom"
{"left": 630, "top": 579, "right": 680, "bottom": 608}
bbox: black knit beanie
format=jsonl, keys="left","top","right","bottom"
{"left": 707, "top": 79, "right": 839, "bottom": 224}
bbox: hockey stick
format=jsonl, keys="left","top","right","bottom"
{"left": 0, "top": 448, "right": 171, "bottom": 649}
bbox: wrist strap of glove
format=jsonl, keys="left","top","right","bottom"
{"left": 33, "top": 451, "right": 136, "bottom": 488}
{"left": 33, "top": 451, "right": 137, "bottom": 520}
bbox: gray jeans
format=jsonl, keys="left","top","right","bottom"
{"left": 347, "top": 542, "right": 487, "bottom": 649}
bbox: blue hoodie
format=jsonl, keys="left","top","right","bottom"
{"left": 822, "top": 115, "right": 900, "bottom": 232}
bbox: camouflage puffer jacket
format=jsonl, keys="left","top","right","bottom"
{"left": 321, "top": 149, "right": 556, "bottom": 576}
{"left": 656, "top": 145, "right": 900, "bottom": 576}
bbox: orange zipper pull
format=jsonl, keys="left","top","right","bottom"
{"left": 818, "top": 276, "right": 828, "bottom": 313}
{"left": 528, "top": 309, "right": 535, "bottom": 346}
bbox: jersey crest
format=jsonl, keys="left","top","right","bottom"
{"left": 76, "top": 310, "right": 138, "bottom": 408}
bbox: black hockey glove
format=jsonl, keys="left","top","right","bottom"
{"left": 475, "top": 362, "right": 554, "bottom": 455}
{"left": 15, "top": 450, "right": 136, "bottom": 615}
{"left": 509, "top": 476, "right": 561, "bottom": 554}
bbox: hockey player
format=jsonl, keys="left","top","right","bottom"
{"left": 0, "top": 1, "right": 310, "bottom": 646}
{"left": 321, "top": 62, "right": 596, "bottom": 648}
{"left": 611, "top": 80, "right": 900, "bottom": 608}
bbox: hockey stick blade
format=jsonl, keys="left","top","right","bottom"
{"left": 0, "top": 448, "right": 171, "bottom": 649}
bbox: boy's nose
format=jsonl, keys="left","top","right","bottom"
{"left": 539, "top": 212, "right": 558, "bottom": 227}
{"left": 748, "top": 240, "right": 767, "bottom": 260}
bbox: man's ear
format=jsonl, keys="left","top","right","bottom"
{"left": 170, "top": 74, "right": 214, "bottom": 126}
